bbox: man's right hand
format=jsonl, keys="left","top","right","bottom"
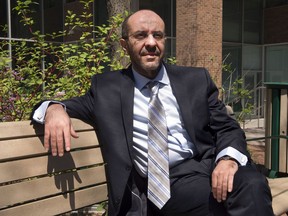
{"left": 44, "top": 104, "right": 78, "bottom": 156}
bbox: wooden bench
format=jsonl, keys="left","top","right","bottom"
{"left": 0, "top": 119, "right": 288, "bottom": 215}
{"left": 0, "top": 119, "right": 107, "bottom": 216}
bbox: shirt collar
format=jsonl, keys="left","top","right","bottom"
{"left": 132, "top": 64, "right": 170, "bottom": 90}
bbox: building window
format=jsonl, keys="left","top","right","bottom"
{"left": 0, "top": 0, "right": 7, "bottom": 37}
{"left": 243, "top": 45, "right": 262, "bottom": 70}
{"left": 265, "top": 45, "right": 288, "bottom": 84}
{"left": 223, "top": 0, "right": 264, "bottom": 117}
{"left": 244, "top": 0, "right": 262, "bottom": 44}
{"left": 223, "top": 0, "right": 242, "bottom": 43}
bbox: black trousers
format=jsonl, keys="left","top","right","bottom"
{"left": 121, "top": 158, "right": 274, "bottom": 216}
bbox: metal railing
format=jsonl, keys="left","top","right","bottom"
{"left": 246, "top": 135, "right": 288, "bottom": 173}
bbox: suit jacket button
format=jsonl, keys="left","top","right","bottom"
{"left": 126, "top": 166, "right": 131, "bottom": 171}
{"left": 115, "top": 198, "right": 120, "bottom": 205}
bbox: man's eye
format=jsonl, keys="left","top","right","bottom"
{"left": 131, "top": 32, "right": 164, "bottom": 41}
{"left": 154, "top": 33, "right": 164, "bottom": 39}
{"left": 134, "top": 33, "right": 147, "bottom": 39}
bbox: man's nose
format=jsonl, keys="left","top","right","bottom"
{"left": 145, "top": 34, "right": 157, "bottom": 46}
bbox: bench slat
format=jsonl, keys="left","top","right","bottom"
{"left": 0, "top": 185, "right": 107, "bottom": 216}
{"left": 268, "top": 178, "right": 288, "bottom": 215}
{"left": 0, "top": 131, "right": 99, "bottom": 161}
{"left": 0, "top": 166, "right": 106, "bottom": 208}
{"left": 0, "top": 148, "right": 103, "bottom": 184}
{"left": 0, "top": 119, "right": 93, "bottom": 140}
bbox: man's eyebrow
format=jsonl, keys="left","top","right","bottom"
{"left": 133, "top": 30, "right": 164, "bottom": 33}
{"left": 133, "top": 30, "right": 146, "bottom": 33}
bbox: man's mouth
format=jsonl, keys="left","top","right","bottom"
{"left": 143, "top": 52, "right": 159, "bottom": 56}
{"left": 141, "top": 48, "right": 160, "bottom": 56}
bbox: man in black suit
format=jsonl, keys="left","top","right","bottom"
{"left": 32, "top": 10, "right": 273, "bottom": 215}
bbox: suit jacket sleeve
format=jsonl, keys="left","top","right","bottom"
{"left": 205, "top": 69, "right": 249, "bottom": 159}
{"left": 60, "top": 76, "right": 98, "bottom": 127}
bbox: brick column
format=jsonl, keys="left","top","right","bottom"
{"left": 176, "top": 0, "right": 223, "bottom": 87}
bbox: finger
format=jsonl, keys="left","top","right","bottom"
{"left": 211, "top": 172, "right": 218, "bottom": 199}
{"left": 221, "top": 176, "right": 228, "bottom": 201}
{"left": 212, "top": 168, "right": 226, "bottom": 203}
{"left": 228, "top": 173, "right": 234, "bottom": 193}
{"left": 66, "top": 126, "right": 79, "bottom": 151}
{"left": 62, "top": 124, "right": 72, "bottom": 152}
{"left": 216, "top": 173, "right": 224, "bottom": 202}
{"left": 56, "top": 127, "right": 65, "bottom": 157}
{"left": 44, "top": 126, "right": 51, "bottom": 151}
{"left": 50, "top": 128, "right": 58, "bottom": 156}
{"left": 70, "top": 125, "right": 79, "bottom": 139}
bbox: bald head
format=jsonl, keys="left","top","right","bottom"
{"left": 122, "top": 10, "right": 165, "bottom": 39}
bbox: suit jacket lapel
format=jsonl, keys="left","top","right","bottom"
{"left": 165, "top": 64, "right": 196, "bottom": 143}
{"left": 120, "top": 67, "right": 135, "bottom": 155}
{"left": 120, "top": 64, "right": 198, "bottom": 154}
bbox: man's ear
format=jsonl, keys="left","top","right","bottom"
{"left": 120, "top": 38, "right": 128, "bottom": 52}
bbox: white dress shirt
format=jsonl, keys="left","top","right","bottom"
{"left": 132, "top": 66, "right": 197, "bottom": 176}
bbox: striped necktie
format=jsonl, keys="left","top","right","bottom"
{"left": 147, "top": 81, "right": 170, "bottom": 209}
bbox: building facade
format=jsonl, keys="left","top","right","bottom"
{"left": 1, "top": 0, "right": 288, "bottom": 118}
{"left": 221, "top": 0, "right": 288, "bottom": 117}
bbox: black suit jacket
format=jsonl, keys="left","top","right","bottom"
{"left": 61, "top": 63, "right": 249, "bottom": 215}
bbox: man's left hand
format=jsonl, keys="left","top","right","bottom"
{"left": 212, "top": 159, "right": 239, "bottom": 202}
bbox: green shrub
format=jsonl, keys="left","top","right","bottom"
{"left": 0, "top": 0, "right": 128, "bottom": 121}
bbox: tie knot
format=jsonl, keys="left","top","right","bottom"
{"left": 148, "top": 81, "right": 160, "bottom": 95}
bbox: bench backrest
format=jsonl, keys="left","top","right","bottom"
{"left": 0, "top": 119, "right": 107, "bottom": 216}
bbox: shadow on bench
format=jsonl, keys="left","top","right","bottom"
{"left": 0, "top": 119, "right": 107, "bottom": 216}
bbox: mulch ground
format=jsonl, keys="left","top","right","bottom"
{"left": 247, "top": 144, "right": 265, "bottom": 165}
{"left": 244, "top": 127, "right": 266, "bottom": 165}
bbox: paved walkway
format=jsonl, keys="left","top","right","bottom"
{"left": 242, "top": 118, "right": 266, "bottom": 165}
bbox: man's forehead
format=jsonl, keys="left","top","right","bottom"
{"left": 128, "top": 15, "right": 165, "bottom": 32}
